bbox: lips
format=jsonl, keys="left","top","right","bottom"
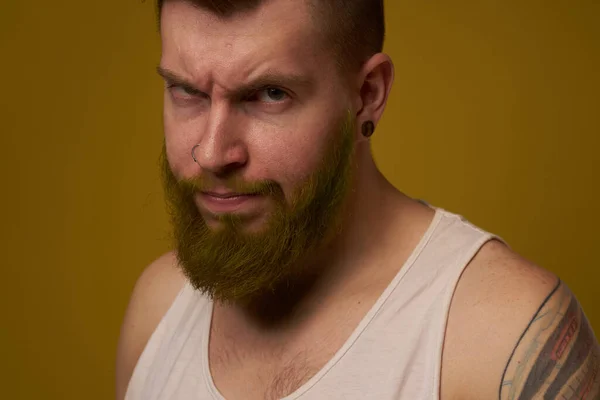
{"left": 203, "top": 191, "right": 254, "bottom": 199}
{"left": 198, "top": 191, "right": 260, "bottom": 213}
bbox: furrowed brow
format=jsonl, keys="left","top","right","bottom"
{"left": 156, "top": 66, "right": 201, "bottom": 92}
{"left": 156, "top": 66, "right": 314, "bottom": 99}
{"left": 232, "top": 72, "right": 314, "bottom": 97}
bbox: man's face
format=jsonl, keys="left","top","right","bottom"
{"left": 159, "top": 0, "right": 359, "bottom": 303}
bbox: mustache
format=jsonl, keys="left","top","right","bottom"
{"left": 176, "top": 174, "right": 283, "bottom": 198}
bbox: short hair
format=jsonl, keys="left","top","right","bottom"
{"left": 156, "top": 0, "right": 385, "bottom": 74}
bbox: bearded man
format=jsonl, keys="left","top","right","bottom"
{"left": 116, "top": 0, "right": 600, "bottom": 399}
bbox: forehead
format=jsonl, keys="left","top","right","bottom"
{"left": 160, "top": 0, "right": 329, "bottom": 88}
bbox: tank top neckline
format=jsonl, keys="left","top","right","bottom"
{"left": 199, "top": 207, "right": 446, "bottom": 400}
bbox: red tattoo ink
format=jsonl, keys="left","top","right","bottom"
{"left": 579, "top": 356, "right": 598, "bottom": 399}
{"left": 551, "top": 312, "right": 578, "bottom": 361}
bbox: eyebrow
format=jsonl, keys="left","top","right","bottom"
{"left": 156, "top": 66, "right": 314, "bottom": 99}
{"left": 156, "top": 67, "right": 201, "bottom": 93}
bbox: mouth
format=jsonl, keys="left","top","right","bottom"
{"left": 202, "top": 191, "right": 256, "bottom": 199}
{"left": 198, "top": 191, "right": 261, "bottom": 214}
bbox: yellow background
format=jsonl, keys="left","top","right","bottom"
{"left": 1, "top": 1, "right": 598, "bottom": 398}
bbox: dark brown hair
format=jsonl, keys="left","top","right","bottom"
{"left": 156, "top": 0, "right": 385, "bottom": 73}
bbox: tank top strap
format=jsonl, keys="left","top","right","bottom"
{"left": 125, "top": 280, "right": 211, "bottom": 400}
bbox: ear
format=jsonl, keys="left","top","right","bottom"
{"left": 354, "top": 53, "right": 395, "bottom": 128}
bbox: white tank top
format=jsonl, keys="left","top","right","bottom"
{"left": 125, "top": 207, "right": 501, "bottom": 399}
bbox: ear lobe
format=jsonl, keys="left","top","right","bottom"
{"left": 361, "top": 120, "right": 375, "bottom": 138}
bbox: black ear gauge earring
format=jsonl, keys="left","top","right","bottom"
{"left": 362, "top": 120, "right": 375, "bottom": 138}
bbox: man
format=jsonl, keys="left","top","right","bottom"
{"left": 116, "top": 0, "right": 600, "bottom": 398}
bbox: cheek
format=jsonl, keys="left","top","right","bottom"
{"left": 248, "top": 124, "right": 332, "bottom": 192}
{"left": 163, "top": 112, "right": 202, "bottom": 178}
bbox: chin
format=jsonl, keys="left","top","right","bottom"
{"left": 202, "top": 211, "right": 271, "bottom": 233}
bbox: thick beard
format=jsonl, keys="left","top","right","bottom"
{"left": 160, "top": 111, "right": 356, "bottom": 305}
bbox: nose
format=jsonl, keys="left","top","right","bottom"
{"left": 191, "top": 107, "right": 248, "bottom": 177}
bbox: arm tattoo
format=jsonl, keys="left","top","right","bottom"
{"left": 500, "top": 280, "right": 600, "bottom": 400}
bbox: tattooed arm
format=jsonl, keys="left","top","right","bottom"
{"left": 500, "top": 280, "right": 600, "bottom": 400}
{"left": 441, "top": 240, "right": 599, "bottom": 400}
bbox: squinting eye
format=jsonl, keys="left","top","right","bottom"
{"left": 256, "top": 88, "right": 288, "bottom": 103}
{"left": 168, "top": 84, "right": 197, "bottom": 99}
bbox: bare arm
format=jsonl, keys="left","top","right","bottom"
{"left": 442, "top": 240, "right": 599, "bottom": 400}
{"left": 500, "top": 280, "right": 600, "bottom": 399}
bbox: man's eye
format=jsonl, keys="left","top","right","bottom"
{"left": 168, "top": 84, "right": 197, "bottom": 98}
{"left": 255, "top": 88, "right": 289, "bottom": 103}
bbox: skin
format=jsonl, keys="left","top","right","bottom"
{"left": 441, "top": 239, "right": 600, "bottom": 400}
{"left": 115, "top": 0, "right": 600, "bottom": 399}
{"left": 500, "top": 282, "right": 600, "bottom": 400}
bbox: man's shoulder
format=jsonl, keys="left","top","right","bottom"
{"left": 452, "top": 239, "right": 560, "bottom": 321}
{"left": 120, "top": 251, "right": 187, "bottom": 333}
{"left": 442, "top": 240, "right": 599, "bottom": 399}
{"left": 115, "top": 251, "right": 187, "bottom": 400}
